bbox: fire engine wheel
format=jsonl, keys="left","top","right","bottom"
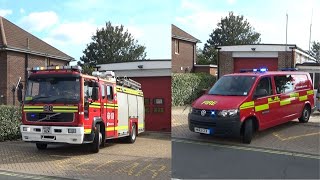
{"left": 36, "top": 143, "right": 47, "bottom": 150}
{"left": 298, "top": 106, "right": 311, "bottom": 123}
{"left": 126, "top": 123, "right": 137, "bottom": 143}
{"left": 90, "top": 124, "right": 102, "bottom": 153}
{"left": 242, "top": 119, "right": 253, "bottom": 144}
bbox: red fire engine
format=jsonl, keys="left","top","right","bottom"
{"left": 20, "top": 66, "right": 145, "bottom": 153}
{"left": 189, "top": 68, "right": 315, "bottom": 144}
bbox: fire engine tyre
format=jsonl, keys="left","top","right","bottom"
{"left": 242, "top": 119, "right": 253, "bottom": 144}
{"left": 36, "top": 143, "right": 47, "bottom": 150}
{"left": 90, "top": 124, "right": 102, "bottom": 153}
{"left": 126, "top": 123, "right": 137, "bottom": 143}
{"left": 298, "top": 105, "right": 311, "bottom": 123}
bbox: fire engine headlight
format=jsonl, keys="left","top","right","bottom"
{"left": 68, "top": 129, "right": 76, "bottom": 133}
{"left": 23, "top": 127, "right": 30, "bottom": 132}
{"left": 218, "top": 109, "right": 239, "bottom": 117}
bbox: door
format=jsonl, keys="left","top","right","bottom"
{"left": 84, "top": 80, "right": 101, "bottom": 132}
{"left": 253, "top": 76, "right": 278, "bottom": 129}
{"left": 234, "top": 58, "right": 278, "bottom": 73}
{"left": 106, "top": 84, "right": 116, "bottom": 137}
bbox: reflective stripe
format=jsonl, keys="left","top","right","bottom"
{"left": 23, "top": 109, "right": 43, "bottom": 112}
{"left": 53, "top": 106, "right": 78, "bottom": 109}
{"left": 268, "top": 97, "right": 280, "bottom": 104}
{"left": 138, "top": 123, "right": 144, "bottom": 128}
{"left": 240, "top": 101, "right": 254, "bottom": 110}
{"left": 255, "top": 104, "right": 269, "bottom": 112}
{"left": 307, "top": 90, "right": 314, "bottom": 95}
{"left": 84, "top": 129, "right": 92, "bottom": 134}
{"left": 116, "top": 86, "right": 143, "bottom": 96}
{"left": 24, "top": 106, "right": 43, "bottom": 109}
{"left": 89, "top": 105, "right": 100, "bottom": 108}
{"left": 290, "top": 92, "right": 299, "bottom": 98}
{"left": 280, "top": 99, "right": 291, "bottom": 106}
{"left": 299, "top": 95, "right": 308, "bottom": 101}
{"left": 106, "top": 125, "right": 129, "bottom": 131}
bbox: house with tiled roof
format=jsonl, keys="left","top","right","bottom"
{"left": 0, "top": 16, "right": 74, "bottom": 105}
{"left": 171, "top": 24, "right": 201, "bottom": 73}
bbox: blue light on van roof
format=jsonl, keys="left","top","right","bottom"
{"left": 260, "top": 68, "right": 267, "bottom": 72}
{"left": 253, "top": 69, "right": 258, "bottom": 72}
{"left": 240, "top": 68, "right": 268, "bottom": 73}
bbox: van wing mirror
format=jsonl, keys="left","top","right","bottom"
{"left": 254, "top": 89, "right": 268, "bottom": 99}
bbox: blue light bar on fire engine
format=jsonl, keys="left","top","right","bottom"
{"left": 240, "top": 68, "right": 268, "bottom": 73}
{"left": 27, "top": 65, "right": 82, "bottom": 72}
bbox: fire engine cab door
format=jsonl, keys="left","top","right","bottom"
{"left": 106, "top": 84, "right": 116, "bottom": 137}
{"left": 253, "top": 76, "right": 278, "bottom": 129}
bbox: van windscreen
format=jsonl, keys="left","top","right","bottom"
{"left": 208, "top": 76, "right": 256, "bottom": 96}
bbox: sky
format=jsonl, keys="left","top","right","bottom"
{"left": 0, "top": 0, "right": 319, "bottom": 63}
{"left": 172, "top": 0, "right": 320, "bottom": 51}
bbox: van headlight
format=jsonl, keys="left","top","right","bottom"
{"left": 217, "top": 109, "right": 239, "bottom": 117}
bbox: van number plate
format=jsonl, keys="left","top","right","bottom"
{"left": 194, "top": 127, "right": 210, "bottom": 134}
{"left": 43, "top": 126, "right": 51, "bottom": 134}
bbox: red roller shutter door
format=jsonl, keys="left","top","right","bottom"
{"left": 234, "top": 58, "right": 278, "bottom": 73}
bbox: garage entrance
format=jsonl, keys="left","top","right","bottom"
{"left": 234, "top": 58, "right": 278, "bottom": 73}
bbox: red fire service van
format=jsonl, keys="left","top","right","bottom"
{"left": 20, "top": 66, "right": 145, "bottom": 153}
{"left": 189, "top": 68, "right": 315, "bottom": 144}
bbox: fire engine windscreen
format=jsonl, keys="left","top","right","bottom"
{"left": 24, "top": 76, "right": 80, "bottom": 103}
{"left": 208, "top": 76, "right": 256, "bottom": 96}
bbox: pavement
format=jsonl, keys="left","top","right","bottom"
{"left": 0, "top": 132, "right": 171, "bottom": 180}
{"left": 172, "top": 106, "right": 320, "bottom": 155}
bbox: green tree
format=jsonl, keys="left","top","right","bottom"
{"left": 309, "top": 41, "right": 320, "bottom": 63}
{"left": 201, "top": 12, "right": 261, "bottom": 64}
{"left": 80, "top": 21, "right": 147, "bottom": 73}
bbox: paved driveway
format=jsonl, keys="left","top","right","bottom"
{"left": 172, "top": 106, "right": 320, "bottom": 155}
{"left": 0, "top": 133, "right": 171, "bottom": 180}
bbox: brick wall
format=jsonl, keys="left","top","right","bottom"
{"left": 0, "top": 52, "right": 7, "bottom": 104}
{"left": 193, "top": 66, "right": 217, "bottom": 76}
{"left": 5, "top": 51, "right": 68, "bottom": 105}
{"left": 172, "top": 39, "right": 195, "bottom": 73}
{"left": 278, "top": 51, "right": 294, "bottom": 69}
{"left": 219, "top": 52, "right": 233, "bottom": 77}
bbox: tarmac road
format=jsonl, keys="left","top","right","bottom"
{"left": 172, "top": 138, "right": 320, "bottom": 179}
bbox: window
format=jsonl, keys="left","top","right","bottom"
{"left": 101, "top": 84, "right": 105, "bottom": 98}
{"left": 254, "top": 77, "right": 273, "bottom": 97}
{"left": 145, "top": 107, "right": 150, "bottom": 113}
{"left": 209, "top": 76, "right": 256, "bottom": 96}
{"left": 175, "top": 40, "right": 179, "bottom": 54}
{"left": 84, "top": 81, "right": 93, "bottom": 99}
{"left": 144, "top": 98, "right": 150, "bottom": 105}
{"left": 274, "top": 75, "right": 294, "bottom": 94}
{"left": 153, "top": 98, "right": 164, "bottom": 105}
{"left": 107, "top": 85, "right": 114, "bottom": 101}
{"left": 153, "top": 107, "right": 164, "bottom": 113}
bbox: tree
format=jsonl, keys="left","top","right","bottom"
{"left": 201, "top": 12, "right": 261, "bottom": 64}
{"left": 309, "top": 41, "right": 320, "bottom": 63}
{"left": 80, "top": 21, "right": 147, "bottom": 73}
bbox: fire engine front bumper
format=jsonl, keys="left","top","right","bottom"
{"left": 188, "top": 113, "right": 241, "bottom": 137}
{"left": 20, "top": 125, "right": 85, "bottom": 144}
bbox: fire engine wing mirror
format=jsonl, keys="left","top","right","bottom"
{"left": 254, "top": 89, "right": 268, "bottom": 99}
{"left": 17, "top": 83, "right": 23, "bottom": 103}
{"left": 92, "top": 87, "right": 99, "bottom": 101}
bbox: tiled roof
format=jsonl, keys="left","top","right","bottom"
{"left": 171, "top": 24, "right": 200, "bottom": 43}
{"left": 0, "top": 16, "right": 73, "bottom": 61}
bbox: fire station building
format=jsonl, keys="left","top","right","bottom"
{"left": 217, "top": 44, "right": 315, "bottom": 78}
{"left": 0, "top": 16, "right": 73, "bottom": 105}
{"left": 98, "top": 60, "right": 171, "bottom": 132}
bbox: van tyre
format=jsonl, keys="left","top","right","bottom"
{"left": 36, "top": 143, "right": 47, "bottom": 150}
{"left": 126, "top": 123, "right": 137, "bottom": 143}
{"left": 298, "top": 106, "right": 311, "bottom": 123}
{"left": 242, "top": 119, "right": 253, "bottom": 144}
{"left": 90, "top": 124, "right": 102, "bottom": 153}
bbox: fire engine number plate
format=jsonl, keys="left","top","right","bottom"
{"left": 194, "top": 127, "right": 210, "bottom": 134}
{"left": 43, "top": 126, "right": 51, "bottom": 134}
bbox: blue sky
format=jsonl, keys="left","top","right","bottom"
{"left": 0, "top": 0, "right": 319, "bottom": 63}
{"left": 0, "top": 0, "right": 173, "bottom": 62}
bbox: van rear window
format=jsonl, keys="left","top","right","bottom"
{"left": 208, "top": 76, "right": 256, "bottom": 96}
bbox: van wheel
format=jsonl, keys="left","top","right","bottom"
{"left": 242, "top": 119, "right": 253, "bottom": 144}
{"left": 298, "top": 106, "right": 310, "bottom": 123}
{"left": 126, "top": 123, "right": 137, "bottom": 143}
{"left": 36, "top": 143, "right": 47, "bottom": 150}
{"left": 90, "top": 124, "right": 102, "bottom": 153}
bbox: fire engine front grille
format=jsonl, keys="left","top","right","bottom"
{"left": 26, "top": 113, "right": 74, "bottom": 122}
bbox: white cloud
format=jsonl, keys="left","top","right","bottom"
{"left": 44, "top": 21, "right": 98, "bottom": 46}
{"left": 19, "top": 11, "right": 59, "bottom": 32}
{"left": 0, "top": 9, "right": 12, "bottom": 17}
{"left": 20, "top": 8, "right": 25, "bottom": 14}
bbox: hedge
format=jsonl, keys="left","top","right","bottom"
{"left": 172, "top": 73, "right": 216, "bottom": 106}
{"left": 0, "top": 105, "right": 21, "bottom": 141}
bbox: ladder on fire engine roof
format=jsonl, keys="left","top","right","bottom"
{"left": 117, "top": 77, "right": 141, "bottom": 90}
